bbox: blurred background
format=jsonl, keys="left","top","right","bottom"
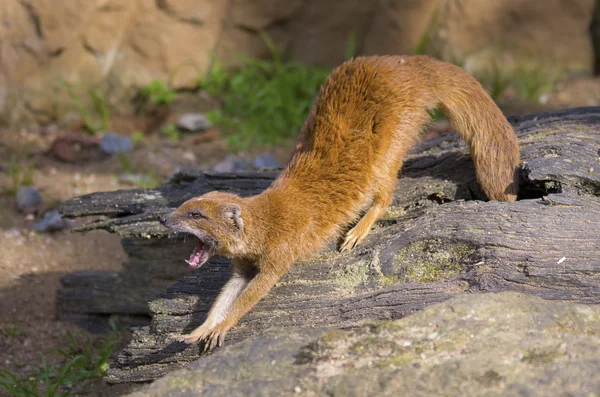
{"left": 0, "top": 0, "right": 599, "bottom": 395}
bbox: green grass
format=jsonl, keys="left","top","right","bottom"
{"left": 344, "top": 31, "right": 358, "bottom": 61}
{"left": 0, "top": 322, "right": 122, "bottom": 397}
{"left": 511, "top": 64, "right": 560, "bottom": 101}
{"left": 140, "top": 79, "right": 176, "bottom": 105}
{"left": 115, "top": 153, "right": 159, "bottom": 188}
{"left": 198, "top": 32, "right": 331, "bottom": 150}
{"left": 116, "top": 153, "right": 133, "bottom": 174}
{"left": 415, "top": 30, "right": 432, "bottom": 56}
{"left": 0, "top": 325, "right": 25, "bottom": 339}
{"left": 483, "top": 62, "right": 511, "bottom": 101}
{"left": 131, "top": 131, "right": 145, "bottom": 146}
{"left": 427, "top": 108, "right": 445, "bottom": 122}
{"left": 160, "top": 123, "right": 180, "bottom": 142}
{"left": 2, "top": 157, "right": 34, "bottom": 196}
{"left": 476, "top": 62, "right": 560, "bottom": 103}
{"left": 58, "top": 79, "right": 110, "bottom": 135}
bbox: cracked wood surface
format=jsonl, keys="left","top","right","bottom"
{"left": 56, "top": 107, "right": 600, "bottom": 383}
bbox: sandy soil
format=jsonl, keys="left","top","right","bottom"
{"left": 0, "top": 123, "right": 273, "bottom": 396}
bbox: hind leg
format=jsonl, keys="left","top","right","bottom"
{"left": 340, "top": 112, "right": 428, "bottom": 252}
{"left": 339, "top": 176, "right": 396, "bottom": 252}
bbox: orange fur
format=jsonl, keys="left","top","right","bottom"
{"left": 162, "top": 55, "right": 520, "bottom": 349}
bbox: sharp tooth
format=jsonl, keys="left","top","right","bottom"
{"left": 185, "top": 260, "right": 192, "bottom": 265}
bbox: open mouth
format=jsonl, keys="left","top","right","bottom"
{"left": 185, "top": 237, "right": 210, "bottom": 269}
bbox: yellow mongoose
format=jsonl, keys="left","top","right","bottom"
{"left": 161, "top": 55, "right": 520, "bottom": 350}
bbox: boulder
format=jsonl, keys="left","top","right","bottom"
{"left": 425, "top": 0, "right": 596, "bottom": 76}
{"left": 125, "top": 292, "right": 600, "bottom": 397}
{"left": 1, "top": 0, "right": 596, "bottom": 125}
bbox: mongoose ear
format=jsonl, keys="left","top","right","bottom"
{"left": 222, "top": 203, "right": 243, "bottom": 230}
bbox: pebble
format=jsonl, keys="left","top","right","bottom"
{"left": 182, "top": 151, "right": 196, "bottom": 162}
{"left": 42, "top": 124, "right": 59, "bottom": 135}
{"left": 118, "top": 173, "right": 155, "bottom": 187}
{"left": 8, "top": 228, "right": 21, "bottom": 237}
{"left": 377, "top": 348, "right": 393, "bottom": 357}
{"left": 32, "top": 210, "right": 72, "bottom": 232}
{"left": 50, "top": 134, "right": 102, "bottom": 162}
{"left": 212, "top": 155, "right": 248, "bottom": 173}
{"left": 252, "top": 152, "right": 281, "bottom": 169}
{"left": 177, "top": 113, "right": 209, "bottom": 132}
{"left": 100, "top": 133, "right": 133, "bottom": 155}
{"left": 16, "top": 186, "right": 43, "bottom": 212}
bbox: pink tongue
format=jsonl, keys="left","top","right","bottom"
{"left": 188, "top": 238, "right": 205, "bottom": 268}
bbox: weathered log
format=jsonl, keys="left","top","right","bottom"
{"left": 56, "top": 107, "right": 600, "bottom": 383}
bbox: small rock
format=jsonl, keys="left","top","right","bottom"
{"left": 32, "top": 210, "right": 72, "bottom": 232}
{"left": 41, "top": 124, "right": 59, "bottom": 135}
{"left": 51, "top": 134, "right": 102, "bottom": 162}
{"left": 212, "top": 155, "right": 248, "bottom": 173}
{"left": 30, "top": 123, "right": 58, "bottom": 135}
{"left": 16, "top": 186, "right": 43, "bottom": 213}
{"left": 177, "top": 113, "right": 209, "bottom": 132}
{"left": 8, "top": 228, "right": 21, "bottom": 237}
{"left": 100, "top": 133, "right": 133, "bottom": 155}
{"left": 377, "top": 348, "right": 393, "bottom": 357}
{"left": 190, "top": 129, "right": 220, "bottom": 144}
{"left": 252, "top": 152, "right": 281, "bottom": 169}
{"left": 118, "top": 173, "right": 156, "bottom": 187}
{"left": 182, "top": 151, "right": 196, "bottom": 162}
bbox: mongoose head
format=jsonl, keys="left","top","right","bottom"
{"left": 160, "top": 191, "right": 245, "bottom": 268}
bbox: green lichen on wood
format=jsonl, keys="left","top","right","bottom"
{"left": 521, "top": 348, "right": 564, "bottom": 366}
{"left": 333, "top": 250, "right": 387, "bottom": 289}
{"left": 476, "top": 370, "right": 505, "bottom": 387}
{"left": 529, "top": 129, "right": 555, "bottom": 139}
{"left": 382, "top": 205, "right": 406, "bottom": 219}
{"left": 320, "top": 329, "right": 349, "bottom": 345}
{"left": 394, "top": 239, "right": 476, "bottom": 283}
{"left": 333, "top": 259, "right": 371, "bottom": 289}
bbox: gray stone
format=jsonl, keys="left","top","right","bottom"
{"left": 100, "top": 133, "right": 133, "bottom": 155}
{"left": 126, "top": 292, "right": 600, "bottom": 397}
{"left": 212, "top": 155, "right": 248, "bottom": 173}
{"left": 176, "top": 113, "right": 209, "bottom": 132}
{"left": 16, "top": 186, "right": 42, "bottom": 212}
{"left": 252, "top": 152, "right": 281, "bottom": 169}
{"left": 33, "top": 210, "right": 71, "bottom": 232}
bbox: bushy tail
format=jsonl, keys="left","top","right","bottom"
{"left": 431, "top": 59, "right": 520, "bottom": 201}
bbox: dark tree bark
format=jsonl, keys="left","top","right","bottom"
{"left": 56, "top": 107, "right": 600, "bottom": 384}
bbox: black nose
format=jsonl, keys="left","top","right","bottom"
{"left": 158, "top": 214, "right": 168, "bottom": 225}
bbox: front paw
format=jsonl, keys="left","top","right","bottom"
{"left": 170, "top": 325, "right": 212, "bottom": 345}
{"left": 203, "top": 323, "right": 232, "bottom": 352}
{"left": 170, "top": 333, "right": 202, "bottom": 345}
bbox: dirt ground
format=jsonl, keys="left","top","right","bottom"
{"left": 0, "top": 121, "right": 293, "bottom": 396}
{"left": 0, "top": 76, "right": 599, "bottom": 396}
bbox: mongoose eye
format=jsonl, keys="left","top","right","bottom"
{"left": 187, "top": 212, "right": 205, "bottom": 220}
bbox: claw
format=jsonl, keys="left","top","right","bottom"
{"left": 339, "top": 234, "right": 358, "bottom": 252}
{"left": 201, "top": 325, "right": 230, "bottom": 352}
{"left": 339, "top": 226, "right": 368, "bottom": 252}
{"left": 170, "top": 333, "right": 200, "bottom": 344}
